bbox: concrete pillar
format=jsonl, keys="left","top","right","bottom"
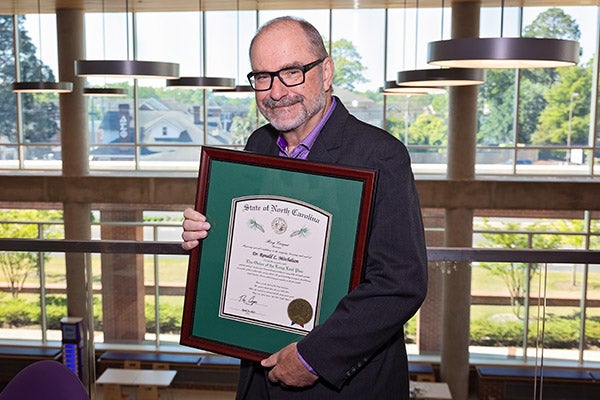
{"left": 440, "top": 2, "right": 480, "bottom": 400}
{"left": 57, "top": 8, "right": 88, "bottom": 177}
{"left": 56, "top": 8, "right": 93, "bottom": 388}
{"left": 57, "top": 8, "right": 90, "bottom": 316}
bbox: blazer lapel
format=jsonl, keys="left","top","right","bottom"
{"left": 306, "top": 96, "right": 348, "bottom": 164}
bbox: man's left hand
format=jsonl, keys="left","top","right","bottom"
{"left": 261, "top": 342, "right": 319, "bottom": 388}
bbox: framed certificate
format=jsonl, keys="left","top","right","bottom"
{"left": 181, "top": 146, "right": 377, "bottom": 361}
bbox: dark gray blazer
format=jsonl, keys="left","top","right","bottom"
{"left": 237, "top": 97, "right": 428, "bottom": 400}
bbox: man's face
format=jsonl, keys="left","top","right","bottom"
{"left": 250, "top": 23, "right": 332, "bottom": 133}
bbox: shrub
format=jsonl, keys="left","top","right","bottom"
{"left": 145, "top": 302, "right": 183, "bottom": 334}
{"left": 471, "top": 319, "right": 523, "bottom": 346}
{"left": 45, "top": 296, "right": 68, "bottom": 329}
{"left": 0, "top": 297, "right": 37, "bottom": 327}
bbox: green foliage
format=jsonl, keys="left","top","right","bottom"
{"left": 45, "top": 296, "right": 68, "bottom": 329}
{"left": 1, "top": 16, "right": 62, "bottom": 154}
{"left": 230, "top": 115, "right": 254, "bottom": 146}
{"left": 0, "top": 296, "right": 38, "bottom": 327}
{"left": 0, "top": 210, "right": 64, "bottom": 298}
{"left": 540, "top": 316, "right": 580, "bottom": 347}
{"left": 328, "top": 38, "right": 368, "bottom": 91}
{"left": 531, "top": 61, "right": 593, "bottom": 148}
{"left": 387, "top": 114, "right": 407, "bottom": 141}
{"left": 585, "top": 318, "right": 600, "bottom": 347}
{"left": 145, "top": 301, "right": 183, "bottom": 334}
{"left": 408, "top": 114, "right": 447, "bottom": 147}
{"left": 471, "top": 318, "right": 523, "bottom": 346}
{"left": 0, "top": 295, "right": 102, "bottom": 330}
{"left": 471, "top": 313, "right": 592, "bottom": 349}
{"left": 478, "top": 70, "right": 516, "bottom": 145}
{"left": 477, "top": 219, "right": 562, "bottom": 318}
{"left": 478, "top": 8, "right": 585, "bottom": 148}
{"left": 523, "top": 8, "right": 581, "bottom": 41}
{"left": 404, "top": 315, "right": 417, "bottom": 344}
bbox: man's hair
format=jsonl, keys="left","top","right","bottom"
{"left": 249, "top": 16, "right": 329, "bottom": 61}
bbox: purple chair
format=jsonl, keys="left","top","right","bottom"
{"left": 0, "top": 360, "right": 89, "bottom": 400}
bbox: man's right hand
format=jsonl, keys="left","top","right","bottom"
{"left": 181, "top": 207, "right": 211, "bottom": 250}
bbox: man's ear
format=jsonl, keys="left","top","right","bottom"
{"left": 322, "top": 56, "right": 335, "bottom": 91}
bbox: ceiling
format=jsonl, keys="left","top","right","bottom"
{"left": 2, "top": 0, "right": 598, "bottom": 14}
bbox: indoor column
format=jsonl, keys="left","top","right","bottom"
{"left": 440, "top": 2, "right": 480, "bottom": 400}
{"left": 56, "top": 8, "right": 93, "bottom": 387}
{"left": 57, "top": 7, "right": 90, "bottom": 316}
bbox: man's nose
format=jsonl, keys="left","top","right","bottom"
{"left": 269, "top": 75, "right": 289, "bottom": 99}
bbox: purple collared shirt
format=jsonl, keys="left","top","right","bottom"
{"left": 275, "top": 98, "right": 337, "bottom": 377}
{"left": 276, "top": 97, "right": 337, "bottom": 159}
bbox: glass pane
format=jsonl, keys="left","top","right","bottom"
{"left": 475, "top": 148, "right": 514, "bottom": 175}
{"left": 331, "top": 9, "right": 385, "bottom": 93}
{"left": 88, "top": 97, "right": 136, "bottom": 170}
{"left": 17, "top": 14, "right": 62, "bottom": 165}
{"left": 477, "top": 69, "right": 517, "bottom": 148}
{"left": 528, "top": 264, "right": 582, "bottom": 362}
{"left": 471, "top": 263, "right": 526, "bottom": 358}
{"left": 583, "top": 263, "right": 600, "bottom": 363}
{"left": 0, "top": 16, "right": 17, "bottom": 162}
{"left": 0, "top": 146, "right": 19, "bottom": 168}
{"left": 0, "top": 210, "right": 64, "bottom": 342}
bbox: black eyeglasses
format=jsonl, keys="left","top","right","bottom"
{"left": 247, "top": 58, "right": 326, "bottom": 92}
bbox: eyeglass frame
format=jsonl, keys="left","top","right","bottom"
{"left": 246, "top": 58, "right": 326, "bottom": 92}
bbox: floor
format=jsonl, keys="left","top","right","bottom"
{"left": 93, "top": 386, "right": 236, "bottom": 400}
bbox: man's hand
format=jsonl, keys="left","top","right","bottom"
{"left": 181, "top": 208, "right": 211, "bottom": 250}
{"left": 261, "top": 343, "right": 318, "bottom": 388}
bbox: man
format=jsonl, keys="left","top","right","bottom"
{"left": 182, "top": 16, "right": 427, "bottom": 399}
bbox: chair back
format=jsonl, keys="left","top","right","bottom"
{"left": 0, "top": 360, "right": 89, "bottom": 400}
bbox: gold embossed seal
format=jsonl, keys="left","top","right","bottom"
{"left": 287, "top": 298, "right": 313, "bottom": 326}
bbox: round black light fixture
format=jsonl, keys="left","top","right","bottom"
{"left": 12, "top": 81, "right": 73, "bottom": 93}
{"left": 397, "top": 68, "right": 485, "bottom": 87}
{"left": 428, "top": 37, "right": 580, "bottom": 69}
{"left": 166, "top": 76, "right": 236, "bottom": 89}
{"left": 75, "top": 60, "right": 180, "bottom": 79}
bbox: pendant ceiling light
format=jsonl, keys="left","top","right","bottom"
{"left": 80, "top": 0, "right": 128, "bottom": 97}
{"left": 214, "top": 85, "right": 253, "bottom": 93}
{"left": 74, "top": 0, "right": 179, "bottom": 80}
{"left": 427, "top": 0, "right": 579, "bottom": 69}
{"left": 12, "top": 0, "right": 73, "bottom": 93}
{"left": 166, "top": 0, "right": 235, "bottom": 89}
{"left": 381, "top": 80, "right": 444, "bottom": 96}
{"left": 82, "top": 87, "right": 128, "bottom": 97}
{"left": 382, "top": 1, "right": 446, "bottom": 95}
{"left": 396, "top": 0, "right": 484, "bottom": 87}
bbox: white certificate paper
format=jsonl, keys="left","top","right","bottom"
{"left": 219, "top": 196, "right": 332, "bottom": 334}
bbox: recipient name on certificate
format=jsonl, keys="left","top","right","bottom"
{"left": 220, "top": 196, "right": 332, "bottom": 334}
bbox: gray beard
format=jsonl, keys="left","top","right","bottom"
{"left": 260, "top": 92, "right": 326, "bottom": 132}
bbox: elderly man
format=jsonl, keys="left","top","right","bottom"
{"left": 182, "top": 16, "right": 427, "bottom": 400}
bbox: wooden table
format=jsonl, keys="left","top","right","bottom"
{"left": 97, "top": 368, "right": 177, "bottom": 400}
{"left": 410, "top": 381, "right": 453, "bottom": 400}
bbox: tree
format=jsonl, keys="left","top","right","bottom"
{"left": 328, "top": 38, "right": 368, "bottom": 91}
{"left": 477, "top": 219, "right": 562, "bottom": 319}
{"left": 522, "top": 8, "right": 581, "bottom": 86}
{"left": 478, "top": 69, "right": 516, "bottom": 145}
{"left": 408, "top": 114, "right": 447, "bottom": 146}
{"left": 0, "top": 16, "right": 61, "bottom": 157}
{"left": 0, "top": 210, "right": 63, "bottom": 298}
{"left": 516, "top": 8, "right": 583, "bottom": 146}
{"left": 531, "top": 60, "right": 592, "bottom": 147}
{"left": 0, "top": 16, "right": 18, "bottom": 143}
{"left": 478, "top": 8, "right": 582, "bottom": 147}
